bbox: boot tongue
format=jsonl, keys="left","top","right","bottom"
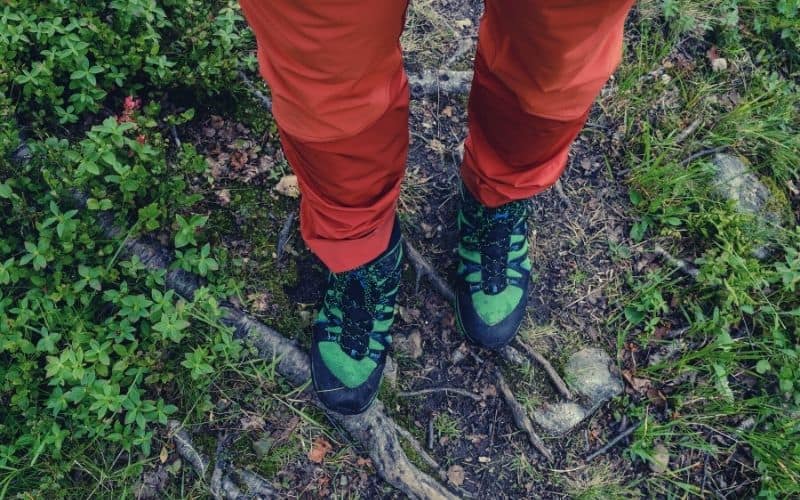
{"left": 481, "top": 213, "right": 512, "bottom": 295}
{"left": 340, "top": 276, "right": 372, "bottom": 358}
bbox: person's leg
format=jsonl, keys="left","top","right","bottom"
{"left": 240, "top": 0, "right": 409, "bottom": 414}
{"left": 456, "top": 0, "right": 635, "bottom": 348}
{"left": 239, "top": 0, "right": 409, "bottom": 273}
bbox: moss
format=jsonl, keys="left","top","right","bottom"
{"left": 207, "top": 184, "right": 306, "bottom": 339}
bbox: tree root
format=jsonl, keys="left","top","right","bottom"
{"left": 404, "top": 240, "right": 456, "bottom": 303}
{"left": 495, "top": 369, "right": 554, "bottom": 463}
{"left": 514, "top": 341, "right": 573, "bottom": 401}
{"left": 398, "top": 387, "right": 482, "bottom": 401}
{"left": 82, "top": 207, "right": 457, "bottom": 498}
{"left": 168, "top": 421, "right": 279, "bottom": 499}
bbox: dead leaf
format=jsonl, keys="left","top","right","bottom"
{"left": 441, "top": 106, "right": 454, "bottom": 118}
{"left": 216, "top": 189, "right": 231, "bottom": 206}
{"left": 454, "top": 18, "right": 472, "bottom": 29}
{"left": 275, "top": 174, "right": 300, "bottom": 198}
{"left": 706, "top": 46, "right": 728, "bottom": 72}
{"left": 308, "top": 437, "right": 333, "bottom": 464}
{"left": 159, "top": 445, "right": 169, "bottom": 464}
{"left": 480, "top": 384, "right": 497, "bottom": 398}
{"left": 622, "top": 369, "right": 652, "bottom": 393}
{"left": 447, "top": 464, "right": 465, "bottom": 486}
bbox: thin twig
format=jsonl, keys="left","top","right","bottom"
{"left": 674, "top": 118, "right": 702, "bottom": 145}
{"left": 495, "top": 369, "right": 554, "bottom": 462}
{"left": 584, "top": 421, "right": 641, "bottom": 462}
{"left": 679, "top": 146, "right": 727, "bottom": 166}
{"left": 404, "top": 240, "right": 455, "bottom": 303}
{"left": 654, "top": 244, "right": 699, "bottom": 279}
{"left": 427, "top": 418, "right": 435, "bottom": 451}
{"left": 397, "top": 387, "right": 482, "bottom": 401}
{"left": 514, "top": 341, "right": 573, "bottom": 401}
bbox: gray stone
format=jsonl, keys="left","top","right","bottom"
{"left": 564, "top": 348, "right": 623, "bottom": 405}
{"left": 649, "top": 443, "right": 671, "bottom": 474}
{"left": 252, "top": 435, "right": 274, "bottom": 459}
{"left": 710, "top": 153, "right": 791, "bottom": 259}
{"left": 532, "top": 402, "right": 587, "bottom": 435}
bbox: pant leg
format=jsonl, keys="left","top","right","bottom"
{"left": 462, "top": 0, "right": 635, "bottom": 207}
{"left": 239, "top": 0, "right": 409, "bottom": 272}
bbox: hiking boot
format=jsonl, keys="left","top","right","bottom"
{"left": 310, "top": 222, "right": 403, "bottom": 415}
{"left": 455, "top": 183, "right": 532, "bottom": 349}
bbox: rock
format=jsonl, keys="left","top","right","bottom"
{"left": 532, "top": 402, "right": 587, "bottom": 435}
{"left": 710, "top": 153, "right": 791, "bottom": 259}
{"left": 395, "top": 330, "right": 423, "bottom": 359}
{"left": 564, "top": 348, "right": 623, "bottom": 406}
{"left": 253, "top": 435, "right": 274, "bottom": 459}
{"left": 649, "top": 443, "right": 670, "bottom": 474}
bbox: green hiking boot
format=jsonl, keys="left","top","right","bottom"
{"left": 455, "top": 183, "right": 532, "bottom": 349}
{"left": 310, "top": 222, "right": 403, "bottom": 415}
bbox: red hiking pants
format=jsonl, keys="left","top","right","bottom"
{"left": 240, "top": 0, "right": 635, "bottom": 272}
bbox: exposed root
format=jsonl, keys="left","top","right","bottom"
{"left": 514, "top": 341, "right": 573, "bottom": 401}
{"left": 408, "top": 69, "right": 473, "bottom": 99}
{"left": 95, "top": 225, "right": 457, "bottom": 498}
{"left": 168, "top": 421, "right": 209, "bottom": 479}
{"left": 495, "top": 369, "right": 554, "bottom": 463}
{"left": 404, "top": 240, "right": 456, "bottom": 303}
{"left": 654, "top": 244, "right": 699, "bottom": 279}
{"left": 169, "top": 420, "right": 280, "bottom": 499}
{"left": 398, "top": 387, "right": 482, "bottom": 401}
{"left": 392, "top": 422, "right": 445, "bottom": 477}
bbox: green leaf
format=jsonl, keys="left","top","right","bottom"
{"left": 755, "top": 359, "right": 772, "bottom": 374}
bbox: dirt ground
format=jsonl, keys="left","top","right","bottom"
{"left": 158, "top": 2, "right": 702, "bottom": 498}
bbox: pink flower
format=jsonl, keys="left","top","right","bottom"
{"left": 124, "top": 95, "right": 142, "bottom": 112}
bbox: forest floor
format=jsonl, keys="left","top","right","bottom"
{"left": 141, "top": 1, "right": 798, "bottom": 498}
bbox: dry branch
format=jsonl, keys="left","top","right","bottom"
{"left": 495, "top": 369, "right": 554, "bottom": 462}
{"left": 514, "top": 341, "right": 573, "bottom": 401}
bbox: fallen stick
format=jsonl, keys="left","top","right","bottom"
{"left": 404, "top": 240, "right": 456, "bottom": 303}
{"left": 514, "top": 341, "right": 573, "bottom": 401}
{"left": 584, "top": 421, "right": 641, "bottom": 462}
{"left": 495, "top": 369, "right": 554, "bottom": 462}
{"left": 398, "top": 387, "right": 482, "bottom": 401}
{"left": 275, "top": 210, "right": 296, "bottom": 263}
